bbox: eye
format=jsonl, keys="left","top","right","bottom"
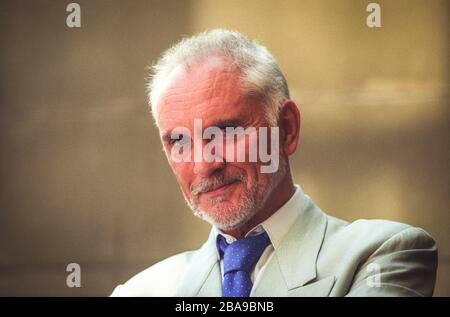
{"left": 169, "top": 135, "right": 189, "bottom": 146}
{"left": 223, "top": 126, "right": 244, "bottom": 142}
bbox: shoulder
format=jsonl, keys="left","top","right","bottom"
{"left": 110, "top": 250, "right": 197, "bottom": 297}
{"left": 324, "top": 216, "right": 435, "bottom": 252}
{"left": 320, "top": 215, "right": 437, "bottom": 296}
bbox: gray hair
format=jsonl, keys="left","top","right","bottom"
{"left": 147, "top": 29, "right": 290, "bottom": 126}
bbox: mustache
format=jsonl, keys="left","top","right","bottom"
{"left": 191, "top": 174, "right": 245, "bottom": 196}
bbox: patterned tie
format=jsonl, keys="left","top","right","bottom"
{"left": 217, "top": 232, "right": 271, "bottom": 297}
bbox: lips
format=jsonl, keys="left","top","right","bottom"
{"left": 203, "top": 180, "right": 239, "bottom": 195}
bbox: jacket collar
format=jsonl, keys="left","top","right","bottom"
{"left": 252, "top": 195, "right": 331, "bottom": 296}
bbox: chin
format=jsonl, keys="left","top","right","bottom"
{"left": 197, "top": 202, "right": 257, "bottom": 230}
{"left": 201, "top": 202, "right": 238, "bottom": 219}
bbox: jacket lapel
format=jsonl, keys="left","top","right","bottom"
{"left": 196, "top": 262, "right": 222, "bottom": 297}
{"left": 175, "top": 230, "right": 222, "bottom": 296}
{"left": 252, "top": 196, "right": 334, "bottom": 297}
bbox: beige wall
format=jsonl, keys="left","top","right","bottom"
{"left": 0, "top": 0, "right": 448, "bottom": 296}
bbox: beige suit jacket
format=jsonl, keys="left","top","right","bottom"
{"left": 111, "top": 193, "right": 437, "bottom": 297}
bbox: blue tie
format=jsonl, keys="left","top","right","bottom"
{"left": 217, "top": 232, "right": 271, "bottom": 297}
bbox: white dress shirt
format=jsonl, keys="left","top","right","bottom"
{"left": 212, "top": 184, "right": 306, "bottom": 295}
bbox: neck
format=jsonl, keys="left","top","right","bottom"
{"left": 222, "top": 172, "right": 296, "bottom": 239}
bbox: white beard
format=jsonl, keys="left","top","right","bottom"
{"left": 183, "top": 155, "right": 289, "bottom": 231}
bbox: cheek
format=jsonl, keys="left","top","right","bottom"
{"left": 229, "top": 161, "right": 259, "bottom": 187}
{"left": 242, "top": 160, "right": 271, "bottom": 189}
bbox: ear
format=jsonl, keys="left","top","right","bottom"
{"left": 279, "top": 99, "right": 301, "bottom": 156}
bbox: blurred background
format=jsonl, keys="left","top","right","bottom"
{"left": 0, "top": 0, "right": 448, "bottom": 296}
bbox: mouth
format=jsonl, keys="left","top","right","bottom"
{"left": 202, "top": 180, "right": 240, "bottom": 196}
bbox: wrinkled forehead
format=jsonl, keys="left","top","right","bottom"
{"left": 157, "top": 56, "right": 248, "bottom": 132}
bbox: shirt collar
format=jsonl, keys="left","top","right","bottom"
{"left": 213, "top": 184, "right": 306, "bottom": 257}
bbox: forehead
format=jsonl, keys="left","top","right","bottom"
{"left": 158, "top": 57, "right": 258, "bottom": 133}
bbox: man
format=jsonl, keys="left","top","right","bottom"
{"left": 111, "top": 29, "right": 437, "bottom": 297}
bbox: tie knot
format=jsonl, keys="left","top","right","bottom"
{"left": 218, "top": 232, "right": 271, "bottom": 274}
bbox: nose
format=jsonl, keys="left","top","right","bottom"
{"left": 193, "top": 158, "right": 226, "bottom": 177}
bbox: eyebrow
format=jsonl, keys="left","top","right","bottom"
{"left": 209, "top": 119, "right": 244, "bottom": 129}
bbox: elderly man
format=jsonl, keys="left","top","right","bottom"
{"left": 111, "top": 29, "right": 437, "bottom": 297}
